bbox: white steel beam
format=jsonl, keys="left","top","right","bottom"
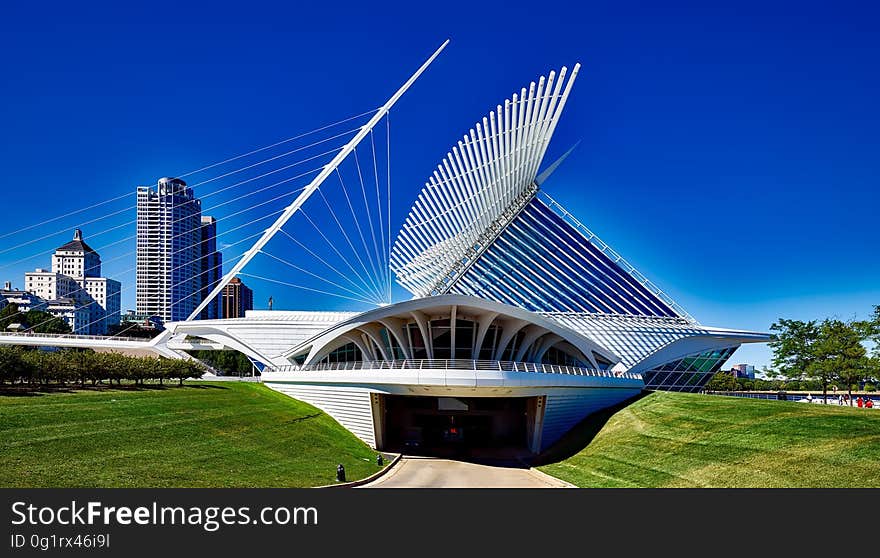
{"left": 186, "top": 39, "right": 450, "bottom": 321}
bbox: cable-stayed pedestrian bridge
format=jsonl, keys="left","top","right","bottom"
{"left": 0, "top": 331, "right": 176, "bottom": 357}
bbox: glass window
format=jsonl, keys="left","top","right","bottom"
{"left": 379, "top": 328, "right": 405, "bottom": 360}
{"left": 478, "top": 325, "right": 500, "bottom": 360}
{"left": 499, "top": 331, "right": 525, "bottom": 362}
{"left": 406, "top": 323, "right": 428, "bottom": 359}
{"left": 320, "top": 342, "right": 362, "bottom": 364}
{"left": 454, "top": 319, "right": 475, "bottom": 359}
{"left": 430, "top": 318, "right": 452, "bottom": 359}
{"left": 542, "top": 346, "right": 589, "bottom": 368}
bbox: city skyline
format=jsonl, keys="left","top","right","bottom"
{"left": 0, "top": 3, "right": 877, "bottom": 369}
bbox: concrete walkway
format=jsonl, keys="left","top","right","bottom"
{"left": 359, "top": 456, "right": 572, "bottom": 488}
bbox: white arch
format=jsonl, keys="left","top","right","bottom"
{"left": 493, "top": 318, "right": 530, "bottom": 362}
{"left": 531, "top": 333, "right": 564, "bottom": 363}
{"left": 409, "top": 311, "right": 433, "bottom": 359}
{"left": 283, "top": 294, "right": 620, "bottom": 367}
{"left": 377, "top": 317, "right": 412, "bottom": 360}
{"left": 471, "top": 311, "right": 499, "bottom": 359}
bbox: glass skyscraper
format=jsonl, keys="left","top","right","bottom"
{"left": 199, "top": 216, "right": 222, "bottom": 320}
{"left": 136, "top": 177, "right": 221, "bottom": 324}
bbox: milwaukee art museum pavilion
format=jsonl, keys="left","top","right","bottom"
{"left": 167, "top": 63, "right": 769, "bottom": 456}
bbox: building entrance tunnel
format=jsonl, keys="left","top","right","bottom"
{"left": 382, "top": 395, "right": 533, "bottom": 459}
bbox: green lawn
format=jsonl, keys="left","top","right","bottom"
{"left": 0, "top": 382, "right": 384, "bottom": 487}
{"left": 538, "top": 391, "right": 880, "bottom": 488}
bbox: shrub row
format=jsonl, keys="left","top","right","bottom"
{"left": 0, "top": 346, "right": 204, "bottom": 386}
{"left": 707, "top": 375, "right": 877, "bottom": 393}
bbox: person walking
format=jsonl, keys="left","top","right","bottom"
{"left": 838, "top": 394, "right": 844, "bottom": 406}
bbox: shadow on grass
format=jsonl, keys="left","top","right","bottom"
{"left": 179, "top": 384, "right": 230, "bottom": 390}
{"left": 529, "top": 391, "right": 649, "bottom": 467}
{"left": 285, "top": 412, "right": 322, "bottom": 424}
{"left": 0, "top": 387, "right": 51, "bottom": 397}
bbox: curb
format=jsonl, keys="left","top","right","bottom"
{"left": 314, "top": 453, "right": 402, "bottom": 489}
{"left": 527, "top": 467, "right": 577, "bottom": 488}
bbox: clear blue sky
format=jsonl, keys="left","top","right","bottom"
{"left": 1, "top": 1, "right": 877, "bottom": 369}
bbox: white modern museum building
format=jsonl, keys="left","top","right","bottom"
{"left": 158, "top": 62, "right": 769, "bottom": 456}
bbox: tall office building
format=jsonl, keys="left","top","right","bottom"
{"left": 199, "top": 216, "right": 222, "bottom": 320}
{"left": 24, "top": 229, "right": 121, "bottom": 334}
{"left": 136, "top": 177, "right": 209, "bottom": 324}
{"left": 222, "top": 277, "right": 253, "bottom": 319}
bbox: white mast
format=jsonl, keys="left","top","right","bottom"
{"left": 185, "top": 39, "right": 450, "bottom": 321}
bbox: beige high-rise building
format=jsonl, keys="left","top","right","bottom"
{"left": 25, "top": 229, "right": 121, "bottom": 335}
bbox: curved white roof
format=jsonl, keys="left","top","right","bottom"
{"left": 284, "top": 293, "right": 619, "bottom": 369}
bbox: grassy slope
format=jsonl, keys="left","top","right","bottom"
{"left": 539, "top": 391, "right": 880, "bottom": 488}
{"left": 0, "top": 382, "right": 383, "bottom": 488}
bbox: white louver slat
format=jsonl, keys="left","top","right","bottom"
{"left": 390, "top": 65, "right": 580, "bottom": 297}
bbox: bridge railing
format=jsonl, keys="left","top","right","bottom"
{"left": 264, "top": 359, "right": 642, "bottom": 380}
{"left": 0, "top": 332, "right": 149, "bottom": 343}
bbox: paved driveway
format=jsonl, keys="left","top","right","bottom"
{"left": 359, "top": 457, "right": 571, "bottom": 488}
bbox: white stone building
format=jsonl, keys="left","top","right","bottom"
{"left": 24, "top": 229, "right": 121, "bottom": 334}
{"left": 45, "top": 298, "right": 90, "bottom": 334}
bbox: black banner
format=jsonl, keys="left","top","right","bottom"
{"left": 0, "top": 489, "right": 859, "bottom": 556}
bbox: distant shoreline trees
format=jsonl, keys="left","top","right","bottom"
{"left": 706, "top": 305, "right": 879, "bottom": 398}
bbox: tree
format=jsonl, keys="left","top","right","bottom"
{"left": 809, "top": 319, "right": 868, "bottom": 405}
{"left": 164, "top": 358, "right": 203, "bottom": 386}
{"left": 0, "top": 303, "right": 21, "bottom": 331}
{"left": 706, "top": 370, "right": 737, "bottom": 391}
{"left": 770, "top": 316, "right": 873, "bottom": 404}
{"left": 859, "top": 306, "right": 880, "bottom": 382}
{"left": 26, "top": 350, "right": 67, "bottom": 386}
{"left": 100, "top": 352, "right": 126, "bottom": 385}
{"left": 24, "top": 310, "right": 72, "bottom": 334}
{"left": 737, "top": 378, "right": 755, "bottom": 391}
{"left": 769, "top": 319, "right": 819, "bottom": 381}
{"left": 107, "top": 322, "right": 162, "bottom": 339}
{"left": 188, "top": 349, "right": 254, "bottom": 376}
{"left": 0, "top": 346, "right": 26, "bottom": 384}
{"left": 67, "top": 350, "right": 102, "bottom": 386}
{"left": 130, "top": 357, "right": 158, "bottom": 385}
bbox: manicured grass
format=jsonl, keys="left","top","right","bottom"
{"left": 538, "top": 391, "right": 880, "bottom": 488}
{"left": 0, "top": 382, "right": 384, "bottom": 487}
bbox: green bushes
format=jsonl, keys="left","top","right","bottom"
{"left": 704, "top": 374, "right": 870, "bottom": 393}
{"left": 0, "top": 346, "right": 204, "bottom": 387}
{"left": 187, "top": 349, "right": 254, "bottom": 376}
